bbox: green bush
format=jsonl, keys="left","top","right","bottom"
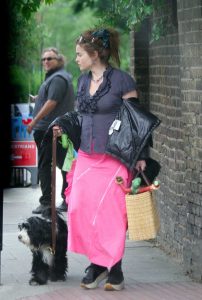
{"left": 9, "top": 65, "right": 42, "bottom": 103}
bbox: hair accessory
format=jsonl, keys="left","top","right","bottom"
{"left": 91, "top": 29, "right": 110, "bottom": 49}
{"left": 78, "top": 36, "right": 84, "bottom": 43}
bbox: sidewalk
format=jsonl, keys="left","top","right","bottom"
{"left": 1, "top": 169, "right": 202, "bottom": 300}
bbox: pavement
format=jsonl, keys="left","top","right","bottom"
{"left": 1, "top": 169, "right": 202, "bottom": 300}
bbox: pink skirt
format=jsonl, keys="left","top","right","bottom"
{"left": 65, "top": 150, "right": 132, "bottom": 268}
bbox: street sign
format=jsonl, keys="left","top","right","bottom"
{"left": 11, "top": 141, "right": 37, "bottom": 167}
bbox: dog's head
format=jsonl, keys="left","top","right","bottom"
{"left": 18, "top": 208, "right": 67, "bottom": 250}
{"left": 18, "top": 215, "right": 52, "bottom": 250}
{"left": 18, "top": 221, "right": 32, "bottom": 247}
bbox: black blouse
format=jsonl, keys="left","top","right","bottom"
{"left": 77, "top": 66, "right": 137, "bottom": 153}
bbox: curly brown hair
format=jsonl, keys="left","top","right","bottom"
{"left": 76, "top": 27, "right": 120, "bottom": 67}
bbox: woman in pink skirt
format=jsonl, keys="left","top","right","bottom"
{"left": 65, "top": 27, "right": 147, "bottom": 291}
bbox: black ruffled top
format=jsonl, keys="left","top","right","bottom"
{"left": 77, "top": 66, "right": 113, "bottom": 113}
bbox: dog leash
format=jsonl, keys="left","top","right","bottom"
{"left": 51, "top": 129, "right": 57, "bottom": 255}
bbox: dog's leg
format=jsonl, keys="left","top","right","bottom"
{"left": 29, "top": 251, "right": 49, "bottom": 285}
{"left": 49, "top": 237, "right": 67, "bottom": 281}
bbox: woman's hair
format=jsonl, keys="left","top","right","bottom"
{"left": 76, "top": 27, "right": 120, "bottom": 67}
{"left": 42, "top": 47, "right": 66, "bottom": 67}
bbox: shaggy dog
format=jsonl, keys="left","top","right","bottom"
{"left": 18, "top": 207, "right": 68, "bottom": 285}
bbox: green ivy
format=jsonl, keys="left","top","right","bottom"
{"left": 12, "top": 0, "right": 54, "bottom": 20}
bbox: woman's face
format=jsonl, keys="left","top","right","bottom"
{"left": 75, "top": 44, "right": 96, "bottom": 71}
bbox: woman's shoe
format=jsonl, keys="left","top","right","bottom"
{"left": 81, "top": 263, "right": 108, "bottom": 289}
{"left": 104, "top": 260, "right": 124, "bottom": 291}
{"left": 104, "top": 271, "right": 124, "bottom": 291}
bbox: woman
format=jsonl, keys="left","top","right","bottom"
{"left": 66, "top": 27, "right": 147, "bottom": 291}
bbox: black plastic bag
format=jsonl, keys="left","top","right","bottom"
{"left": 43, "top": 111, "right": 82, "bottom": 151}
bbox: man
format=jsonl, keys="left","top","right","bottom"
{"left": 27, "top": 47, "right": 75, "bottom": 214}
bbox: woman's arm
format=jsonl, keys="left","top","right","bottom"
{"left": 122, "top": 90, "right": 138, "bottom": 99}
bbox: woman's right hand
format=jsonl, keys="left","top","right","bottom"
{"left": 135, "top": 160, "right": 146, "bottom": 172}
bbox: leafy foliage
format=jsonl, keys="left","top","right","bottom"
{"left": 7, "top": 1, "right": 45, "bottom": 102}
{"left": 14, "top": 0, "right": 54, "bottom": 20}
{"left": 71, "top": 0, "right": 166, "bottom": 41}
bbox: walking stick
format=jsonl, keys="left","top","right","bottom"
{"left": 51, "top": 129, "right": 57, "bottom": 254}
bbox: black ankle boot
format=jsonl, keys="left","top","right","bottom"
{"left": 104, "top": 260, "right": 124, "bottom": 291}
{"left": 81, "top": 263, "right": 108, "bottom": 289}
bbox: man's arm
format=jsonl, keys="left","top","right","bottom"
{"left": 27, "top": 99, "right": 57, "bottom": 134}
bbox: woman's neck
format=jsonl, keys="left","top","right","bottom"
{"left": 91, "top": 64, "right": 108, "bottom": 81}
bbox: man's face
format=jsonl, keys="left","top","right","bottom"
{"left": 41, "top": 50, "right": 59, "bottom": 72}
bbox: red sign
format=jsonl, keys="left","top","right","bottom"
{"left": 11, "top": 141, "right": 37, "bottom": 167}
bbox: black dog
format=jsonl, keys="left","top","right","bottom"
{"left": 18, "top": 208, "right": 68, "bottom": 285}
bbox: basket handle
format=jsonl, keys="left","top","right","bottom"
{"left": 134, "top": 170, "right": 151, "bottom": 186}
{"left": 140, "top": 171, "right": 151, "bottom": 186}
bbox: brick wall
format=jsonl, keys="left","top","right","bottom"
{"left": 178, "top": 0, "right": 202, "bottom": 280}
{"left": 133, "top": 0, "right": 202, "bottom": 281}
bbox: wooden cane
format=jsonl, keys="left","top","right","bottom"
{"left": 51, "top": 129, "right": 57, "bottom": 254}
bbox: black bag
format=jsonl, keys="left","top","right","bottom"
{"left": 106, "top": 98, "right": 161, "bottom": 170}
{"left": 44, "top": 111, "right": 82, "bottom": 151}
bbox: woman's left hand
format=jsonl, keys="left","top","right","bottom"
{"left": 135, "top": 160, "right": 146, "bottom": 172}
{"left": 52, "top": 125, "right": 63, "bottom": 137}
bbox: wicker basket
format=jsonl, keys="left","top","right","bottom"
{"left": 126, "top": 191, "right": 160, "bottom": 241}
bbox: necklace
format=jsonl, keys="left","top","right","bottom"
{"left": 91, "top": 75, "right": 103, "bottom": 83}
